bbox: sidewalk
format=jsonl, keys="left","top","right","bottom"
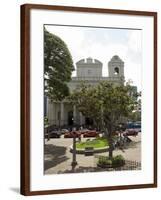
{"left": 45, "top": 133, "right": 141, "bottom": 174}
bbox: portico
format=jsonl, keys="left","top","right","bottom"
{"left": 47, "top": 100, "right": 85, "bottom": 127}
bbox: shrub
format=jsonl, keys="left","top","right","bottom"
{"left": 98, "top": 156, "right": 109, "bottom": 165}
{"left": 112, "top": 155, "right": 125, "bottom": 166}
{"left": 98, "top": 156, "right": 112, "bottom": 166}
{"left": 105, "top": 159, "right": 112, "bottom": 165}
{"left": 97, "top": 155, "right": 125, "bottom": 168}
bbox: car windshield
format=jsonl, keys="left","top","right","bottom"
{"left": 127, "top": 123, "right": 141, "bottom": 129}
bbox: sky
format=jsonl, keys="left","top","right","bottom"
{"left": 45, "top": 25, "right": 142, "bottom": 92}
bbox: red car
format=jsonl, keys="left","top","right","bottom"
{"left": 79, "top": 128, "right": 89, "bottom": 134}
{"left": 123, "top": 129, "right": 138, "bottom": 136}
{"left": 64, "top": 131, "right": 81, "bottom": 138}
{"left": 83, "top": 130, "right": 99, "bottom": 138}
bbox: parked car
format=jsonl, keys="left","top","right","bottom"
{"left": 64, "top": 131, "right": 81, "bottom": 138}
{"left": 132, "top": 122, "right": 141, "bottom": 132}
{"left": 79, "top": 128, "right": 89, "bottom": 134}
{"left": 45, "top": 130, "right": 61, "bottom": 138}
{"left": 126, "top": 122, "right": 141, "bottom": 132}
{"left": 61, "top": 129, "right": 69, "bottom": 134}
{"left": 123, "top": 129, "right": 138, "bottom": 136}
{"left": 83, "top": 130, "right": 99, "bottom": 138}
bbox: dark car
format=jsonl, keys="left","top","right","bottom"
{"left": 132, "top": 122, "right": 141, "bottom": 132}
{"left": 83, "top": 130, "right": 99, "bottom": 138}
{"left": 45, "top": 130, "right": 61, "bottom": 139}
{"left": 123, "top": 129, "right": 138, "bottom": 136}
{"left": 61, "top": 129, "right": 69, "bottom": 134}
{"left": 126, "top": 122, "right": 141, "bottom": 132}
{"left": 64, "top": 131, "right": 81, "bottom": 138}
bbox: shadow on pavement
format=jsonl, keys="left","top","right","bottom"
{"left": 57, "top": 166, "right": 98, "bottom": 174}
{"left": 123, "top": 141, "right": 141, "bottom": 149}
{"left": 44, "top": 144, "right": 69, "bottom": 171}
{"left": 57, "top": 160, "right": 141, "bottom": 174}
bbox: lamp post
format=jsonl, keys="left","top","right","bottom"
{"left": 71, "top": 130, "right": 77, "bottom": 171}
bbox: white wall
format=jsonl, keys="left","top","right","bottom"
{"left": 0, "top": 0, "right": 160, "bottom": 199}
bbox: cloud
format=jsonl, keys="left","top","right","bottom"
{"left": 128, "top": 31, "right": 142, "bottom": 53}
{"left": 127, "top": 31, "right": 142, "bottom": 64}
{"left": 45, "top": 25, "right": 142, "bottom": 91}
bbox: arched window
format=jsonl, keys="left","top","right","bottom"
{"left": 114, "top": 67, "right": 119, "bottom": 75}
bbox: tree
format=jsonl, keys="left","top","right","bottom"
{"left": 69, "top": 81, "right": 138, "bottom": 158}
{"left": 44, "top": 28, "right": 74, "bottom": 101}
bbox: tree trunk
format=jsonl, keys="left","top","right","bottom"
{"left": 104, "top": 121, "right": 114, "bottom": 159}
{"left": 108, "top": 141, "right": 113, "bottom": 159}
{"left": 107, "top": 125, "right": 114, "bottom": 159}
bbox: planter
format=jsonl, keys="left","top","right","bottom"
{"left": 97, "top": 155, "right": 125, "bottom": 168}
{"left": 70, "top": 145, "right": 109, "bottom": 154}
{"left": 97, "top": 160, "right": 125, "bottom": 168}
{"left": 97, "top": 163, "right": 113, "bottom": 168}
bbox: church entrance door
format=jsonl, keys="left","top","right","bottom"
{"left": 68, "top": 111, "right": 74, "bottom": 126}
{"left": 85, "top": 117, "right": 93, "bottom": 126}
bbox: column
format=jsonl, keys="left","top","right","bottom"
{"left": 47, "top": 98, "right": 50, "bottom": 123}
{"left": 73, "top": 105, "right": 77, "bottom": 125}
{"left": 47, "top": 99, "right": 52, "bottom": 125}
{"left": 60, "top": 102, "right": 64, "bottom": 126}
{"left": 79, "top": 112, "right": 83, "bottom": 125}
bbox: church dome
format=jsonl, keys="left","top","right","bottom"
{"left": 76, "top": 57, "right": 102, "bottom": 65}
{"left": 110, "top": 55, "right": 124, "bottom": 63}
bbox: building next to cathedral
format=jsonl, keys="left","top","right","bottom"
{"left": 46, "top": 55, "right": 125, "bottom": 127}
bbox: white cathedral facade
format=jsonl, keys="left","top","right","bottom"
{"left": 47, "top": 55, "right": 125, "bottom": 127}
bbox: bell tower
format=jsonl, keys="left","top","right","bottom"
{"left": 108, "top": 55, "right": 124, "bottom": 78}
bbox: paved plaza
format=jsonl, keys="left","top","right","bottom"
{"left": 44, "top": 133, "right": 141, "bottom": 174}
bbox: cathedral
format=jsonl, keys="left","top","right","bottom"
{"left": 46, "top": 55, "right": 125, "bottom": 127}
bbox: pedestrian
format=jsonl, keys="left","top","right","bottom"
{"left": 78, "top": 134, "right": 81, "bottom": 142}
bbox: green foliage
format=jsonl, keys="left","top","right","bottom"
{"left": 129, "top": 111, "right": 141, "bottom": 121}
{"left": 112, "top": 155, "right": 125, "bottom": 166}
{"left": 69, "top": 81, "right": 138, "bottom": 132}
{"left": 98, "top": 156, "right": 112, "bottom": 165}
{"left": 76, "top": 137, "right": 108, "bottom": 149}
{"left": 44, "top": 28, "right": 74, "bottom": 101}
{"left": 69, "top": 81, "right": 138, "bottom": 157}
{"left": 68, "top": 83, "right": 102, "bottom": 126}
{"left": 97, "top": 155, "right": 125, "bottom": 167}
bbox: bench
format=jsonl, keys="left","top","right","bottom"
{"left": 84, "top": 147, "right": 94, "bottom": 156}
